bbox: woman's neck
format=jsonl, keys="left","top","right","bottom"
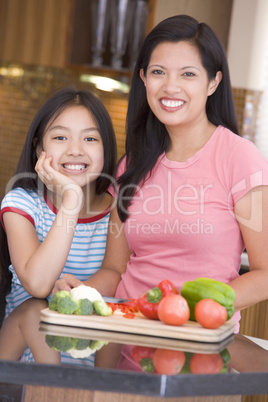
{"left": 165, "top": 120, "right": 217, "bottom": 162}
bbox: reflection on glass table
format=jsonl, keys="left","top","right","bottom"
{"left": 0, "top": 297, "right": 267, "bottom": 376}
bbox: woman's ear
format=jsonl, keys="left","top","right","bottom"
{"left": 208, "top": 71, "right": 222, "bottom": 96}
{"left": 140, "top": 69, "right": 146, "bottom": 86}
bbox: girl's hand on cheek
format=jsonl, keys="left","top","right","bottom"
{"left": 36, "top": 151, "right": 72, "bottom": 190}
{"left": 35, "top": 152, "right": 54, "bottom": 188}
{"left": 35, "top": 152, "right": 84, "bottom": 214}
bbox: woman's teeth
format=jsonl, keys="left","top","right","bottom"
{"left": 63, "top": 164, "right": 86, "bottom": 171}
{"left": 161, "top": 99, "right": 184, "bottom": 107}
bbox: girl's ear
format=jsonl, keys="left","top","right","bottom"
{"left": 208, "top": 71, "right": 222, "bottom": 96}
{"left": 36, "top": 144, "right": 42, "bottom": 158}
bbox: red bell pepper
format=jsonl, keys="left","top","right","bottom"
{"left": 106, "top": 299, "right": 139, "bottom": 314}
{"left": 158, "top": 279, "right": 179, "bottom": 297}
{"left": 131, "top": 346, "right": 156, "bottom": 373}
{"left": 136, "top": 279, "right": 178, "bottom": 320}
{"left": 123, "top": 312, "right": 136, "bottom": 319}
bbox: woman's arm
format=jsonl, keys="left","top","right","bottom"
{"left": 230, "top": 185, "right": 268, "bottom": 310}
{"left": 53, "top": 205, "right": 131, "bottom": 296}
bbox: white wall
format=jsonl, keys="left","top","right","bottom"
{"left": 227, "top": 0, "right": 268, "bottom": 91}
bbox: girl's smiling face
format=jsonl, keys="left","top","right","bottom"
{"left": 39, "top": 105, "right": 104, "bottom": 188}
{"left": 140, "top": 41, "right": 221, "bottom": 131}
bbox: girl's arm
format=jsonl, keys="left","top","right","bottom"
{"left": 3, "top": 153, "right": 83, "bottom": 298}
{"left": 0, "top": 298, "right": 60, "bottom": 363}
{"left": 53, "top": 204, "right": 131, "bottom": 296}
{"left": 230, "top": 185, "right": 268, "bottom": 310}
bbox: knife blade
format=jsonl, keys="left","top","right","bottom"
{"left": 103, "top": 296, "right": 130, "bottom": 303}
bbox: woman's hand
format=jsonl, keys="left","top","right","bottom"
{"left": 52, "top": 274, "right": 83, "bottom": 294}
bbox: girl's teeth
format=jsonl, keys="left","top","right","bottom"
{"left": 64, "top": 164, "right": 86, "bottom": 171}
{"left": 161, "top": 99, "right": 184, "bottom": 107}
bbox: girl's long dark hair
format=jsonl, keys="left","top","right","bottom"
{"left": 117, "top": 14, "right": 238, "bottom": 222}
{"left": 0, "top": 87, "right": 117, "bottom": 309}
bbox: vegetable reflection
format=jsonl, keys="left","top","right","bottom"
{"left": 44, "top": 334, "right": 230, "bottom": 375}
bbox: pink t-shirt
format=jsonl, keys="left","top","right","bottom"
{"left": 111, "top": 126, "right": 268, "bottom": 332}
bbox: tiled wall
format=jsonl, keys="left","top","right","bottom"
{"left": 0, "top": 63, "right": 128, "bottom": 198}
{"left": 0, "top": 63, "right": 262, "bottom": 200}
{"left": 232, "top": 87, "right": 262, "bottom": 143}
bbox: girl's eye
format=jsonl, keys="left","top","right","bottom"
{"left": 85, "top": 137, "right": 96, "bottom": 142}
{"left": 54, "top": 136, "right": 67, "bottom": 140}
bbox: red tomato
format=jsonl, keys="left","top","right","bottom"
{"left": 153, "top": 349, "right": 186, "bottom": 375}
{"left": 190, "top": 353, "right": 223, "bottom": 374}
{"left": 157, "top": 294, "right": 190, "bottom": 326}
{"left": 194, "top": 299, "right": 228, "bottom": 329}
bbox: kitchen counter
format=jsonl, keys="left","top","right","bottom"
{"left": 0, "top": 298, "right": 267, "bottom": 402}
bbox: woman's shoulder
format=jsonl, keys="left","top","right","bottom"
{"left": 116, "top": 155, "right": 127, "bottom": 176}
{"left": 213, "top": 126, "right": 265, "bottom": 159}
{"left": 216, "top": 126, "right": 255, "bottom": 147}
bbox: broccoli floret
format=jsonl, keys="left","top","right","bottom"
{"left": 68, "top": 347, "right": 94, "bottom": 359}
{"left": 74, "top": 338, "right": 91, "bottom": 350}
{"left": 48, "top": 290, "right": 71, "bottom": 311}
{"left": 45, "top": 335, "right": 75, "bottom": 352}
{"left": 45, "top": 335, "right": 109, "bottom": 357}
{"left": 48, "top": 294, "right": 58, "bottom": 311}
{"left": 93, "top": 300, "right": 113, "bottom": 316}
{"left": 89, "top": 340, "right": 109, "bottom": 351}
{"left": 74, "top": 299, "right": 94, "bottom": 315}
{"left": 68, "top": 340, "right": 109, "bottom": 358}
{"left": 57, "top": 293, "right": 78, "bottom": 314}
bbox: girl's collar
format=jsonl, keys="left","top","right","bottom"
{"left": 44, "top": 190, "right": 111, "bottom": 223}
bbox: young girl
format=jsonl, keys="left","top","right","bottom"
{"left": 0, "top": 87, "right": 117, "bottom": 365}
{"left": 55, "top": 15, "right": 268, "bottom": 339}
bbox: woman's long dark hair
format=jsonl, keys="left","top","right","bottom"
{"left": 117, "top": 14, "right": 238, "bottom": 222}
{"left": 0, "top": 87, "right": 117, "bottom": 307}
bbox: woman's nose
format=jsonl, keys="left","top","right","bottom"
{"left": 163, "top": 75, "right": 182, "bottom": 93}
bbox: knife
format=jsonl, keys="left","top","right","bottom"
{"left": 103, "top": 296, "right": 130, "bottom": 303}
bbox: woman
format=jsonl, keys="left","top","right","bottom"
{"left": 55, "top": 15, "right": 268, "bottom": 334}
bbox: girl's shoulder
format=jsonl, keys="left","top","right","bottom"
{"left": 1, "top": 187, "right": 42, "bottom": 205}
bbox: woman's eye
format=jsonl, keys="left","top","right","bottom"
{"left": 152, "top": 69, "right": 164, "bottom": 75}
{"left": 183, "top": 72, "right": 195, "bottom": 77}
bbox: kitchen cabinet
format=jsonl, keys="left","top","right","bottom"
{"left": 0, "top": 0, "right": 72, "bottom": 68}
{"left": 23, "top": 387, "right": 241, "bottom": 402}
{"left": 0, "top": 0, "right": 232, "bottom": 72}
{"left": 240, "top": 300, "right": 268, "bottom": 340}
{"left": 0, "top": 0, "right": 156, "bottom": 75}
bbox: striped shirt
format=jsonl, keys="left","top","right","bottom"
{"left": 1, "top": 187, "right": 110, "bottom": 367}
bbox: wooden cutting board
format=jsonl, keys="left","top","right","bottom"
{"left": 40, "top": 322, "right": 234, "bottom": 353}
{"left": 40, "top": 308, "right": 235, "bottom": 343}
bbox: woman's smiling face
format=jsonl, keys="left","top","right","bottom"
{"left": 39, "top": 105, "right": 104, "bottom": 188}
{"left": 140, "top": 41, "right": 220, "bottom": 131}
